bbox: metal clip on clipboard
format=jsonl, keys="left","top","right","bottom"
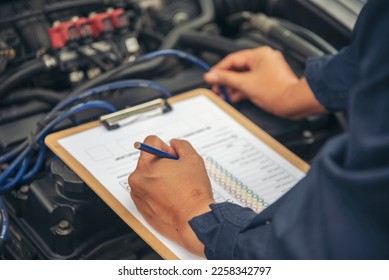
{"left": 100, "top": 98, "right": 172, "bottom": 130}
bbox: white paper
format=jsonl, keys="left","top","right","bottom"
{"left": 58, "top": 95, "right": 305, "bottom": 259}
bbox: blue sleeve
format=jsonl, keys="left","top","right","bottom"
{"left": 305, "top": 46, "right": 359, "bottom": 112}
{"left": 305, "top": 11, "right": 364, "bottom": 112}
{"left": 305, "top": 44, "right": 358, "bottom": 111}
{"left": 190, "top": 0, "right": 389, "bottom": 259}
{"left": 189, "top": 203, "right": 258, "bottom": 259}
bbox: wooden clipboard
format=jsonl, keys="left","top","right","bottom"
{"left": 45, "top": 88, "right": 309, "bottom": 260}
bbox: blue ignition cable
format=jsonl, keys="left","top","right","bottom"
{"left": 46, "top": 79, "right": 171, "bottom": 122}
{"left": 137, "top": 49, "right": 231, "bottom": 104}
{"left": 1, "top": 80, "right": 171, "bottom": 165}
{"left": 0, "top": 141, "right": 27, "bottom": 165}
{"left": 21, "top": 145, "right": 46, "bottom": 183}
{"left": 0, "top": 101, "right": 116, "bottom": 193}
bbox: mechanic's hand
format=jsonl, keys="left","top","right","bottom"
{"left": 204, "top": 46, "right": 326, "bottom": 120}
{"left": 128, "top": 136, "right": 215, "bottom": 257}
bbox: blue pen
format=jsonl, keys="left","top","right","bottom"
{"left": 134, "top": 142, "right": 179, "bottom": 160}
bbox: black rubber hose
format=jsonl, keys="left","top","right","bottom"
{"left": 212, "top": 0, "right": 265, "bottom": 19}
{"left": 44, "top": 0, "right": 108, "bottom": 14}
{"left": 0, "top": 59, "right": 47, "bottom": 100}
{"left": 178, "top": 30, "right": 246, "bottom": 56}
{"left": 159, "top": 0, "right": 215, "bottom": 50}
{"left": 277, "top": 19, "right": 338, "bottom": 55}
{"left": 0, "top": 101, "right": 51, "bottom": 124}
{"left": 1, "top": 88, "right": 62, "bottom": 106}
{"left": 139, "top": 28, "right": 165, "bottom": 45}
{"left": 68, "top": 0, "right": 216, "bottom": 96}
{"left": 249, "top": 13, "right": 325, "bottom": 58}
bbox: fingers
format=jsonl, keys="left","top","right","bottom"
{"left": 212, "top": 49, "right": 254, "bottom": 70}
{"left": 204, "top": 69, "right": 247, "bottom": 92}
{"left": 170, "top": 139, "right": 198, "bottom": 157}
{"left": 204, "top": 50, "right": 253, "bottom": 92}
{"left": 228, "top": 90, "right": 247, "bottom": 103}
{"left": 131, "top": 135, "right": 176, "bottom": 195}
{"left": 204, "top": 47, "right": 279, "bottom": 85}
{"left": 213, "top": 86, "right": 247, "bottom": 103}
{"left": 139, "top": 135, "right": 176, "bottom": 161}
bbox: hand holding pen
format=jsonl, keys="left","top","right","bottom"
{"left": 134, "top": 141, "right": 179, "bottom": 160}
{"left": 129, "top": 135, "right": 215, "bottom": 257}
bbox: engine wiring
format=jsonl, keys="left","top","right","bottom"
{"left": 0, "top": 81, "right": 172, "bottom": 190}
{"left": 135, "top": 49, "right": 231, "bottom": 103}
{"left": 0, "top": 49, "right": 230, "bottom": 191}
{"left": 0, "top": 100, "right": 117, "bottom": 193}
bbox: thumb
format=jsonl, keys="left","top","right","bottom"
{"left": 170, "top": 139, "right": 198, "bottom": 157}
{"left": 204, "top": 70, "right": 247, "bottom": 92}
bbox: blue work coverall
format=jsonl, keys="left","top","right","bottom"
{"left": 189, "top": 0, "right": 389, "bottom": 259}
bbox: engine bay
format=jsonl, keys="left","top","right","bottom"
{"left": 0, "top": 0, "right": 364, "bottom": 259}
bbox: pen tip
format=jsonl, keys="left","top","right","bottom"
{"left": 134, "top": 142, "right": 141, "bottom": 149}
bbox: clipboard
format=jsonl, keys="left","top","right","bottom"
{"left": 45, "top": 88, "right": 309, "bottom": 260}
